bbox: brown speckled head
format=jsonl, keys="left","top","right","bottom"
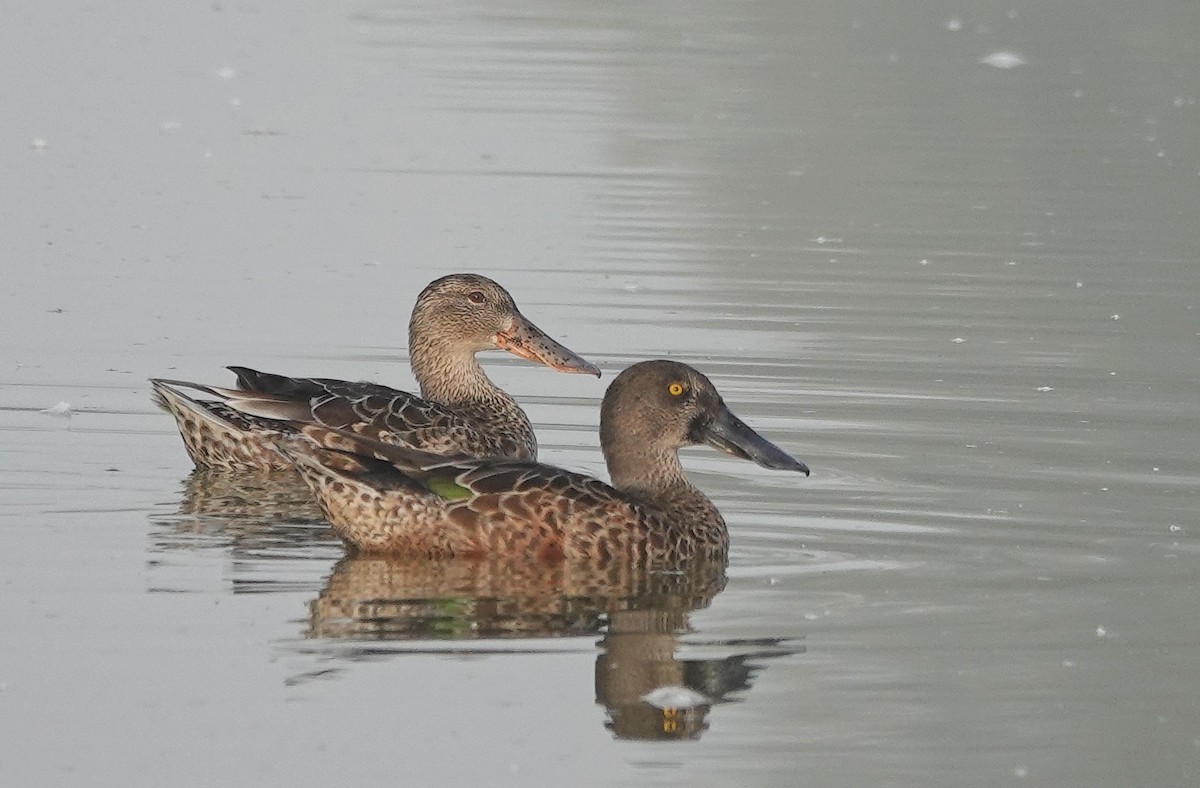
{"left": 409, "top": 274, "right": 599, "bottom": 377}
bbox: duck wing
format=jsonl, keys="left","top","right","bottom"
{"left": 226, "top": 366, "right": 513, "bottom": 455}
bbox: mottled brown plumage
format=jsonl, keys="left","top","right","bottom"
{"left": 151, "top": 274, "right": 599, "bottom": 472}
{"left": 282, "top": 360, "right": 810, "bottom": 563}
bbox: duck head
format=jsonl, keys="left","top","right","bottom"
{"left": 409, "top": 273, "right": 600, "bottom": 376}
{"left": 600, "top": 360, "right": 809, "bottom": 490}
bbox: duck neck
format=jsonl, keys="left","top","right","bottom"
{"left": 409, "top": 337, "right": 515, "bottom": 412}
{"left": 605, "top": 442, "right": 687, "bottom": 494}
{"left": 604, "top": 443, "right": 721, "bottom": 523}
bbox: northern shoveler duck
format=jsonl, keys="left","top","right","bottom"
{"left": 151, "top": 274, "right": 600, "bottom": 473}
{"left": 279, "top": 360, "right": 809, "bottom": 562}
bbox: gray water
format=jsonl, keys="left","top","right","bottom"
{"left": 3, "top": 1, "right": 1199, "bottom": 785}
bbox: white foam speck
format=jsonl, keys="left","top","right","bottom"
{"left": 980, "top": 51, "right": 1027, "bottom": 69}
{"left": 41, "top": 401, "right": 72, "bottom": 417}
{"left": 641, "top": 685, "right": 710, "bottom": 709}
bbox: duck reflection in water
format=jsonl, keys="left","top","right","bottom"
{"left": 149, "top": 469, "right": 334, "bottom": 555}
{"left": 305, "top": 554, "right": 803, "bottom": 741}
{"left": 177, "top": 469, "right": 325, "bottom": 522}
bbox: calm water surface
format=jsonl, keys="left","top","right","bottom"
{"left": 2, "top": 1, "right": 1198, "bottom": 785}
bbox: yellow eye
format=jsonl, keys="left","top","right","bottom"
{"left": 667, "top": 382, "right": 685, "bottom": 396}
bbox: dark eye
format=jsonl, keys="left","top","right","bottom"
{"left": 466, "top": 290, "right": 486, "bottom": 305}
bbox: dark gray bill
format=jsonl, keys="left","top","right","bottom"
{"left": 703, "top": 404, "right": 810, "bottom": 475}
{"left": 493, "top": 312, "right": 601, "bottom": 377}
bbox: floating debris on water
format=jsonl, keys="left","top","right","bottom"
{"left": 641, "top": 685, "right": 710, "bottom": 709}
{"left": 980, "top": 51, "right": 1027, "bottom": 69}
{"left": 243, "top": 126, "right": 286, "bottom": 137}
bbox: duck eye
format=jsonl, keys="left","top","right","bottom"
{"left": 667, "top": 381, "right": 685, "bottom": 397}
{"left": 466, "top": 290, "right": 486, "bottom": 305}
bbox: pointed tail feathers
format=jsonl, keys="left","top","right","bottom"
{"left": 150, "top": 377, "right": 314, "bottom": 422}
